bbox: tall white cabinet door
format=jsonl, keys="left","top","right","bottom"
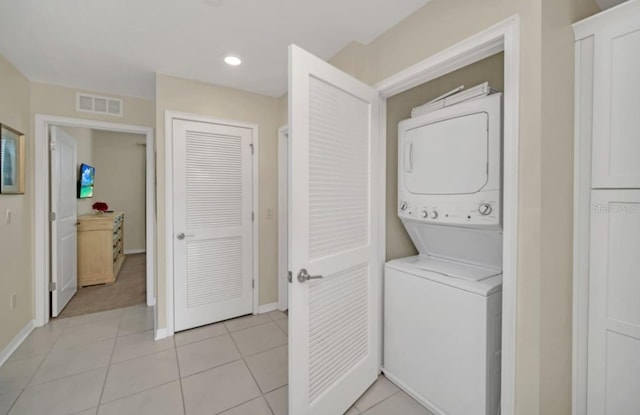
{"left": 288, "top": 44, "right": 382, "bottom": 415}
{"left": 591, "top": 16, "right": 640, "bottom": 188}
{"left": 50, "top": 126, "right": 78, "bottom": 317}
{"left": 173, "top": 119, "right": 254, "bottom": 332}
{"left": 588, "top": 190, "right": 640, "bottom": 414}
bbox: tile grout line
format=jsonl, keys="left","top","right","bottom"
{"left": 225, "top": 322, "right": 275, "bottom": 414}
{"left": 173, "top": 336, "right": 188, "bottom": 415}
{"left": 95, "top": 313, "right": 122, "bottom": 413}
{"left": 4, "top": 341, "right": 52, "bottom": 415}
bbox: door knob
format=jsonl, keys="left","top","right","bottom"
{"left": 176, "top": 232, "right": 185, "bottom": 240}
{"left": 297, "top": 268, "right": 323, "bottom": 283}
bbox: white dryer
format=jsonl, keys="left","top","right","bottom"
{"left": 383, "top": 93, "right": 504, "bottom": 415}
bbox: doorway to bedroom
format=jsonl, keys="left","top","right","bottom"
{"left": 48, "top": 124, "right": 149, "bottom": 320}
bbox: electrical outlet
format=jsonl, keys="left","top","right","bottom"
{"left": 10, "top": 293, "right": 16, "bottom": 310}
{"left": 266, "top": 208, "right": 273, "bottom": 219}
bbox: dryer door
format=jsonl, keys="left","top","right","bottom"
{"left": 403, "top": 112, "right": 489, "bottom": 195}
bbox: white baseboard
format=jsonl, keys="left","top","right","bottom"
{"left": 125, "top": 249, "right": 146, "bottom": 255}
{"left": 0, "top": 320, "right": 35, "bottom": 366}
{"left": 258, "top": 303, "right": 279, "bottom": 314}
{"left": 154, "top": 327, "right": 172, "bottom": 341}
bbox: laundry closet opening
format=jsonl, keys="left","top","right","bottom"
{"left": 381, "top": 52, "right": 505, "bottom": 415}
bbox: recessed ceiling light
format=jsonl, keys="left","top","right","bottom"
{"left": 224, "top": 56, "right": 242, "bottom": 66}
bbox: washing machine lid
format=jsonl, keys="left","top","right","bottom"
{"left": 401, "top": 255, "right": 500, "bottom": 281}
{"left": 403, "top": 220, "right": 503, "bottom": 269}
{"left": 386, "top": 255, "right": 503, "bottom": 296}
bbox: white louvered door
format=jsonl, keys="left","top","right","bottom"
{"left": 288, "top": 45, "right": 382, "bottom": 415}
{"left": 173, "top": 119, "right": 254, "bottom": 332}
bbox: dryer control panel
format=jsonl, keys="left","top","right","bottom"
{"left": 398, "top": 190, "right": 501, "bottom": 227}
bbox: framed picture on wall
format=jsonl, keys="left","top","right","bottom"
{"left": 0, "top": 124, "right": 25, "bottom": 194}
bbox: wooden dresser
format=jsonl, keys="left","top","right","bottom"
{"left": 77, "top": 212, "right": 125, "bottom": 287}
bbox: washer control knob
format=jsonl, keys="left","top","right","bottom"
{"left": 430, "top": 211, "right": 438, "bottom": 219}
{"left": 400, "top": 201, "right": 408, "bottom": 211}
{"left": 478, "top": 203, "right": 493, "bottom": 216}
{"left": 421, "top": 210, "right": 428, "bottom": 218}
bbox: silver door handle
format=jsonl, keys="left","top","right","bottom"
{"left": 297, "top": 268, "right": 323, "bottom": 283}
{"left": 176, "top": 232, "right": 185, "bottom": 240}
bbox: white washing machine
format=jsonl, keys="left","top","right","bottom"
{"left": 383, "top": 93, "right": 503, "bottom": 415}
{"left": 384, "top": 255, "right": 502, "bottom": 415}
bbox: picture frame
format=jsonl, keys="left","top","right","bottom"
{"left": 0, "top": 123, "right": 25, "bottom": 194}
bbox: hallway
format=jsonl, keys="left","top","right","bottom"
{"left": 0, "top": 306, "right": 432, "bottom": 415}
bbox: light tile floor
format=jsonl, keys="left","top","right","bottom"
{"left": 0, "top": 306, "right": 433, "bottom": 415}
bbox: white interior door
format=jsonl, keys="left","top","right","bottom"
{"left": 50, "top": 126, "right": 78, "bottom": 317}
{"left": 173, "top": 118, "right": 254, "bottom": 332}
{"left": 288, "top": 44, "right": 382, "bottom": 415}
{"left": 588, "top": 190, "right": 640, "bottom": 414}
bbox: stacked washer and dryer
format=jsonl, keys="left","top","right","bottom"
{"left": 383, "top": 92, "right": 503, "bottom": 415}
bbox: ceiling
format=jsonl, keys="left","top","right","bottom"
{"left": 0, "top": 0, "right": 428, "bottom": 99}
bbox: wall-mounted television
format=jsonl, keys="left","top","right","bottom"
{"left": 78, "top": 163, "right": 95, "bottom": 199}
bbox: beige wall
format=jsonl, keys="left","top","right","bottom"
{"left": 0, "top": 55, "right": 32, "bottom": 353}
{"left": 385, "top": 53, "right": 504, "bottom": 262}
{"left": 326, "top": 0, "right": 596, "bottom": 412}
{"left": 30, "top": 83, "right": 155, "bottom": 128}
{"left": 539, "top": 0, "right": 600, "bottom": 413}
{"left": 92, "top": 130, "right": 146, "bottom": 252}
{"left": 59, "top": 126, "right": 94, "bottom": 215}
{"left": 155, "top": 74, "right": 280, "bottom": 328}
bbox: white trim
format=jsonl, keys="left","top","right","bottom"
{"left": 34, "top": 115, "right": 156, "bottom": 328}
{"left": 573, "top": 0, "right": 640, "bottom": 40}
{"left": 258, "top": 302, "right": 279, "bottom": 314}
{"left": 374, "top": 15, "right": 520, "bottom": 415}
{"left": 0, "top": 320, "right": 35, "bottom": 366}
{"left": 164, "top": 111, "right": 260, "bottom": 337}
{"left": 154, "top": 327, "right": 171, "bottom": 341}
{"left": 377, "top": 96, "right": 387, "bottom": 370}
{"left": 124, "top": 249, "right": 146, "bottom": 255}
{"left": 277, "top": 125, "right": 289, "bottom": 311}
{"left": 572, "top": 30, "right": 595, "bottom": 415}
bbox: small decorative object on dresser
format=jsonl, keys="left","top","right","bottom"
{"left": 77, "top": 211, "right": 125, "bottom": 287}
{"left": 92, "top": 201, "right": 109, "bottom": 215}
{"left": 0, "top": 123, "right": 25, "bottom": 194}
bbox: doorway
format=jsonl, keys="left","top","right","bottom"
{"left": 48, "top": 125, "right": 149, "bottom": 319}
{"left": 33, "top": 115, "right": 155, "bottom": 327}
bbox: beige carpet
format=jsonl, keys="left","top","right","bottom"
{"left": 56, "top": 253, "right": 147, "bottom": 319}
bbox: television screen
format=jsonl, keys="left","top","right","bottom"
{"left": 78, "top": 163, "right": 95, "bottom": 199}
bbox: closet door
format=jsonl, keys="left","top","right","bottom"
{"left": 591, "top": 17, "right": 640, "bottom": 188}
{"left": 587, "top": 190, "right": 640, "bottom": 414}
{"left": 288, "top": 44, "right": 382, "bottom": 415}
{"left": 172, "top": 119, "right": 254, "bottom": 332}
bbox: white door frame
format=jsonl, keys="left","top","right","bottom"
{"left": 277, "top": 125, "right": 288, "bottom": 311}
{"left": 163, "top": 111, "right": 260, "bottom": 337}
{"left": 374, "top": 15, "right": 520, "bottom": 414}
{"left": 34, "top": 114, "right": 156, "bottom": 327}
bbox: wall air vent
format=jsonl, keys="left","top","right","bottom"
{"left": 76, "top": 92, "right": 123, "bottom": 117}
